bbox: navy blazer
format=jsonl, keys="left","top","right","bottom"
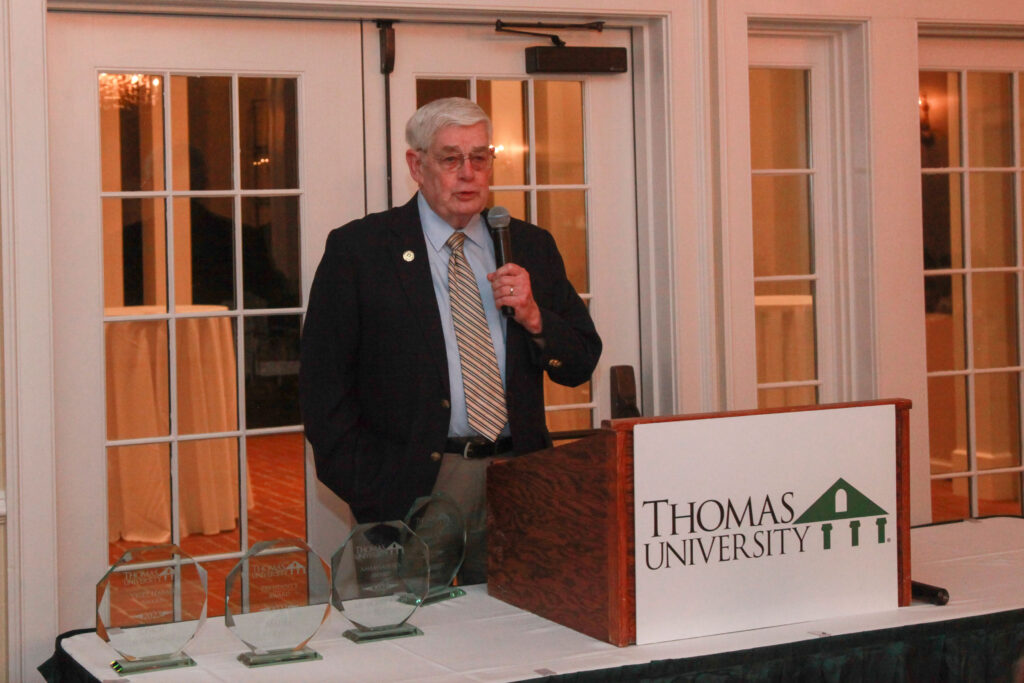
{"left": 299, "top": 195, "right": 601, "bottom": 522}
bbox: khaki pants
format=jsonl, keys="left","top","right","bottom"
{"left": 431, "top": 452, "right": 498, "bottom": 585}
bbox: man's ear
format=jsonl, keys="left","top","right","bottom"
{"left": 406, "top": 149, "right": 423, "bottom": 185}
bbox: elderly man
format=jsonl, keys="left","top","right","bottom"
{"left": 300, "top": 97, "right": 601, "bottom": 581}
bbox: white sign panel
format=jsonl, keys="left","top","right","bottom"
{"left": 633, "top": 405, "right": 898, "bottom": 644}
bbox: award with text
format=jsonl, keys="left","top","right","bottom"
{"left": 96, "top": 544, "right": 207, "bottom": 675}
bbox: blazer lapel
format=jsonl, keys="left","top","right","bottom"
{"left": 387, "top": 196, "right": 450, "bottom": 393}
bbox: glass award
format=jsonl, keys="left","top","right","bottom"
{"left": 401, "top": 493, "right": 466, "bottom": 605}
{"left": 331, "top": 520, "right": 430, "bottom": 643}
{"left": 96, "top": 544, "right": 207, "bottom": 675}
{"left": 224, "top": 538, "right": 331, "bottom": 667}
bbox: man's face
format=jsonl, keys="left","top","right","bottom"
{"left": 406, "top": 122, "right": 490, "bottom": 229}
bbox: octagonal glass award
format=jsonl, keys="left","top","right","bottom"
{"left": 331, "top": 520, "right": 429, "bottom": 643}
{"left": 96, "top": 544, "right": 207, "bottom": 675}
{"left": 225, "top": 538, "right": 331, "bottom": 667}
{"left": 401, "top": 493, "right": 466, "bottom": 605}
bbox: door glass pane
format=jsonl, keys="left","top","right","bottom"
{"left": 104, "top": 197, "right": 167, "bottom": 308}
{"left": 99, "top": 73, "right": 165, "bottom": 192}
{"left": 971, "top": 271, "right": 1019, "bottom": 368}
{"left": 931, "top": 478, "right": 970, "bottom": 523}
{"left": 967, "top": 71, "right": 1013, "bottom": 168}
{"left": 105, "top": 319, "right": 169, "bottom": 440}
{"left": 758, "top": 385, "right": 817, "bottom": 409}
{"left": 178, "top": 437, "right": 241, "bottom": 555}
{"left": 921, "top": 173, "right": 964, "bottom": 270}
{"left": 416, "top": 79, "right": 470, "bottom": 108}
{"left": 977, "top": 473, "right": 1022, "bottom": 516}
{"left": 546, "top": 407, "right": 593, "bottom": 435}
{"left": 478, "top": 79, "right": 528, "bottom": 186}
{"left": 969, "top": 172, "right": 1015, "bottom": 268}
{"left": 239, "top": 77, "right": 298, "bottom": 189}
{"left": 107, "top": 443, "right": 171, "bottom": 563}
{"left": 200, "top": 558, "right": 238, "bottom": 619}
{"left": 928, "top": 374, "right": 969, "bottom": 475}
{"left": 534, "top": 80, "right": 584, "bottom": 185}
{"left": 919, "top": 71, "right": 961, "bottom": 168}
{"left": 543, "top": 375, "right": 591, "bottom": 408}
{"left": 247, "top": 433, "right": 306, "bottom": 543}
{"left": 241, "top": 196, "right": 301, "bottom": 309}
{"left": 174, "top": 196, "right": 235, "bottom": 308}
{"left": 537, "top": 190, "right": 587, "bottom": 291}
{"left": 975, "top": 372, "right": 1021, "bottom": 470}
{"left": 244, "top": 315, "right": 301, "bottom": 429}
{"left": 171, "top": 75, "right": 232, "bottom": 191}
{"left": 488, "top": 190, "right": 529, "bottom": 223}
{"left": 924, "top": 274, "right": 966, "bottom": 372}
{"left": 754, "top": 280, "right": 817, "bottom": 384}
{"left": 749, "top": 68, "right": 809, "bottom": 170}
{"left": 176, "top": 316, "right": 238, "bottom": 435}
{"left": 752, "top": 175, "right": 812, "bottom": 277}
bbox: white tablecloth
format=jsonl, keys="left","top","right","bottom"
{"left": 64, "top": 517, "right": 1024, "bottom": 682}
{"left": 105, "top": 305, "right": 244, "bottom": 543}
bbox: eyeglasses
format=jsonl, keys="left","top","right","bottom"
{"left": 426, "top": 149, "right": 495, "bottom": 173}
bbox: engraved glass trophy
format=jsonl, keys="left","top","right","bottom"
{"left": 402, "top": 493, "right": 466, "bottom": 604}
{"left": 224, "top": 538, "right": 332, "bottom": 667}
{"left": 96, "top": 544, "right": 207, "bottom": 675}
{"left": 331, "top": 520, "right": 430, "bottom": 643}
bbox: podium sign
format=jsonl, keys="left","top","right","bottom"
{"left": 633, "top": 404, "right": 898, "bottom": 644}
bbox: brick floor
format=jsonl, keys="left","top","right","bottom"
{"left": 108, "top": 432, "right": 308, "bottom": 619}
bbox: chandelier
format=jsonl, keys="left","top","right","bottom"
{"left": 98, "top": 73, "right": 162, "bottom": 110}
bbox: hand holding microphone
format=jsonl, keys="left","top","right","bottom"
{"left": 485, "top": 206, "right": 543, "bottom": 335}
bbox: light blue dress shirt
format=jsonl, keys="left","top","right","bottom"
{"left": 418, "top": 193, "right": 509, "bottom": 438}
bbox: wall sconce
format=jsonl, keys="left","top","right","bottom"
{"left": 919, "top": 92, "right": 935, "bottom": 147}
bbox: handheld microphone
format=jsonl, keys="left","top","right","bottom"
{"left": 486, "top": 206, "right": 514, "bottom": 317}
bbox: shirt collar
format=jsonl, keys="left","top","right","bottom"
{"left": 418, "top": 192, "right": 486, "bottom": 253}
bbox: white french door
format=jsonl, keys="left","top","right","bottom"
{"left": 46, "top": 12, "right": 642, "bottom": 632}
{"left": 47, "top": 12, "right": 365, "bottom": 629}
{"left": 371, "top": 21, "right": 641, "bottom": 430}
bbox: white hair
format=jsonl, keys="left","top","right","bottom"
{"left": 405, "top": 97, "right": 492, "bottom": 151}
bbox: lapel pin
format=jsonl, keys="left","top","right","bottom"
{"left": 402, "top": 250, "right": 415, "bottom": 262}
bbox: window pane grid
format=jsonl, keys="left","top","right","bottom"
{"left": 749, "top": 67, "right": 820, "bottom": 407}
{"left": 102, "top": 70, "right": 306, "bottom": 598}
{"left": 470, "top": 77, "right": 594, "bottom": 429}
{"left": 922, "top": 68, "right": 1024, "bottom": 521}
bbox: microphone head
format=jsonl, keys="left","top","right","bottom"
{"left": 487, "top": 206, "right": 511, "bottom": 229}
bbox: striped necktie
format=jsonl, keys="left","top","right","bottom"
{"left": 445, "top": 231, "right": 507, "bottom": 441}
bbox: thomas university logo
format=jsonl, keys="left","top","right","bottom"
{"left": 641, "top": 477, "right": 889, "bottom": 571}
{"left": 794, "top": 477, "right": 890, "bottom": 550}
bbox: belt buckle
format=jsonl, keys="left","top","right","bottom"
{"left": 462, "top": 437, "right": 491, "bottom": 459}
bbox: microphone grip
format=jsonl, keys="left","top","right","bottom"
{"left": 493, "top": 227, "right": 514, "bottom": 317}
{"left": 911, "top": 580, "right": 950, "bottom": 606}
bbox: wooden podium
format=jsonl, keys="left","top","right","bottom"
{"left": 486, "top": 399, "right": 912, "bottom": 647}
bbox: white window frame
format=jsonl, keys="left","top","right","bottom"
{"left": 722, "top": 21, "right": 874, "bottom": 411}
{"left": 919, "top": 36, "right": 1024, "bottom": 519}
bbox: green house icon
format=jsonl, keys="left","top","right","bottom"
{"left": 794, "top": 478, "right": 888, "bottom": 549}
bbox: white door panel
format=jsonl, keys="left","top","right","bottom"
{"left": 375, "top": 22, "right": 640, "bottom": 425}
{"left": 47, "top": 12, "right": 364, "bottom": 628}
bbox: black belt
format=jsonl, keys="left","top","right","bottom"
{"left": 444, "top": 436, "right": 515, "bottom": 459}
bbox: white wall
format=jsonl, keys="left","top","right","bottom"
{"left": 8, "top": 0, "right": 1024, "bottom": 678}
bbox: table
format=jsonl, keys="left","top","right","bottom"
{"left": 52, "top": 517, "right": 1024, "bottom": 682}
{"left": 105, "top": 305, "right": 245, "bottom": 544}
